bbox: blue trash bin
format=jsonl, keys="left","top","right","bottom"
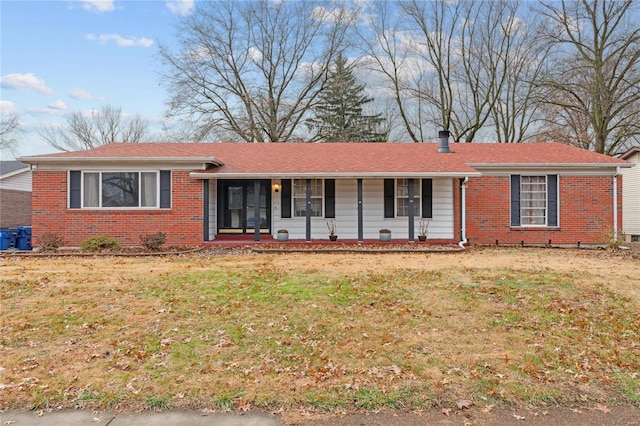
{"left": 17, "top": 226, "right": 33, "bottom": 251}
{"left": 0, "top": 228, "right": 19, "bottom": 250}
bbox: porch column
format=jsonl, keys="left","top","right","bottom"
{"left": 253, "top": 180, "right": 261, "bottom": 241}
{"left": 408, "top": 178, "right": 415, "bottom": 241}
{"left": 203, "top": 180, "right": 210, "bottom": 242}
{"left": 305, "top": 179, "right": 312, "bottom": 241}
{"left": 357, "top": 179, "right": 363, "bottom": 242}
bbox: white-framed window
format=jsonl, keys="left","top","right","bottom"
{"left": 82, "top": 171, "right": 159, "bottom": 208}
{"left": 520, "top": 176, "right": 547, "bottom": 225}
{"left": 396, "top": 178, "right": 420, "bottom": 217}
{"left": 293, "top": 178, "right": 323, "bottom": 217}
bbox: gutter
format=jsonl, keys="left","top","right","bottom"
{"left": 459, "top": 176, "right": 469, "bottom": 249}
{"left": 190, "top": 171, "right": 482, "bottom": 179}
{"left": 613, "top": 167, "right": 619, "bottom": 242}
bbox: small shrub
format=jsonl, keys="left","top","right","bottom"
{"left": 80, "top": 235, "right": 120, "bottom": 252}
{"left": 39, "top": 232, "right": 64, "bottom": 251}
{"left": 602, "top": 229, "right": 622, "bottom": 250}
{"left": 139, "top": 232, "right": 167, "bottom": 251}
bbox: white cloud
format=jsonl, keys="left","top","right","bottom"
{"left": 48, "top": 100, "right": 67, "bottom": 111}
{"left": 247, "top": 47, "right": 263, "bottom": 62}
{"left": 26, "top": 106, "right": 66, "bottom": 116}
{"left": 77, "top": 0, "right": 115, "bottom": 14}
{"left": 0, "top": 73, "right": 54, "bottom": 94}
{"left": 0, "top": 100, "right": 19, "bottom": 116}
{"left": 86, "top": 33, "right": 154, "bottom": 48}
{"left": 70, "top": 88, "right": 96, "bottom": 101}
{"left": 166, "top": 0, "right": 194, "bottom": 16}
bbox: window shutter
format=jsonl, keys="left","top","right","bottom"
{"left": 421, "top": 178, "right": 433, "bottom": 218}
{"left": 510, "top": 175, "right": 521, "bottom": 226}
{"left": 281, "top": 179, "right": 291, "bottom": 218}
{"left": 547, "top": 175, "right": 558, "bottom": 226}
{"left": 160, "top": 170, "right": 171, "bottom": 208}
{"left": 69, "top": 171, "right": 81, "bottom": 208}
{"left": 325, "top": 179, "right": 335, "bottom": 218}
{"left": 384, "top": 179, "right": 394, "bottom": 218}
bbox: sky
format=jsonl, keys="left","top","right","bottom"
{"left": 1, "top": 0, "right": 195, "bottom": 160}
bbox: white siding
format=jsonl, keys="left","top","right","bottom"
{"left": 621, "top": 153, "right": 640, "bottom": 236}
{"left": 272, "top": 178, "right": 455, "bottom": 240}
{"left": 208, "top": 182, "right": 217, "bottom": 240}
{"left": 0, "top": 170, "right": 32, "bottom": 192}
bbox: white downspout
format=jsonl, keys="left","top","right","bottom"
{"left": 459, "top": 177, "right": 469, "bottom": 248}
{"left": 613, "top": 167, "right": 619, "bottom": 242}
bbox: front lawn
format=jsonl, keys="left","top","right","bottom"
{"left": 1, "top": 248, "right": 639, "bottom": 415}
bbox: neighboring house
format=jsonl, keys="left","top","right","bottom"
{"left": 19, "top": 135, "right": 631, "bottom": 247}
{"left": 620, "top": 147, "right": 640, "bottom": 242}
{"left": 0, "top": 161, "right": 32, "bottom": 228}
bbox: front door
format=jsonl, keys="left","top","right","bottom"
{"left": 217, "top": 180, "right": 270, "bottom": 234}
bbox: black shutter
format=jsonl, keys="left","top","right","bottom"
{"left": 69, "top": 171, "right": 81, "bottom": 208}
{"left": 325, "top": 179, "right": 335, "bottom": 218}
{"left": 547, "top": 175, "right": 558, "bottom": 226}
{"left": 510, "top": 175, "right": 521, "bottom": 226}
{"left": 281, "top": 179, "right": 291, "bottom": 218}
{"left": 384, "top": 179, "right": 394, "bottom": 218}
{"left": 421, "top": 178, "right": 433, "bottom": 218}
{"left": 160, "top": 170, "right": 171, "bottom": 208}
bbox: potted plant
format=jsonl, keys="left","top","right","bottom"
{"left": 418, "top": 219, "right": 430, "bottom": 242}
{"left": 379, "top": 228, "right": 391, "bottom": 242}
{"left": 326, "top": 219, "right": 338, "bottom": 241}
{"left": 276, "top": 229, "right": 289, "bottom": 242}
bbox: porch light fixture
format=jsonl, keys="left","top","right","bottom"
{"left": 273, "top": 183, "right": 281, "bottom": 193}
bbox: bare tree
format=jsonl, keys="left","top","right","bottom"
{"left": 0, "top": 113, "right": 21, "bottom": 154}
{"left": 357, "top": 1, "right": 423, "bottom": 142}
{"left": 362, "top": 1, "right": 546, "bottom": 143}
{"left": 537, "top": 0, "right": 640, "bottom": 155}
{"left": 489, "top": 4, "right": 551, "bottom": 143}
{"left": 158, "top": 0, "right": 355, "bottom": 142}
{"left": 401, "top": 0, "right": 545, "bottom": 142}
{"left": 39, "top": 105, "right": 149, "bottom": 152}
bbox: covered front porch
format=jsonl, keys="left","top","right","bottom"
{"left": 198, "top": 176, "right": 468, "bottom": 245}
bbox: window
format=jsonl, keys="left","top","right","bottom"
{"left": 396, "top": 178, "right": 420, "bottom": 217}
{"left": 384, "top": 178, "right": 432, "bottom": 218}
{"left": 511, "top": 175, "right": 558, "bottom": 227}
{"left": 70, "top": 171, "right": 169, "bottom": 209}
{"left": 293, "top": 179, "right": 323, "bottom": 217}
{"left": 520, "top": 176, "right": 546, "bottom": 225}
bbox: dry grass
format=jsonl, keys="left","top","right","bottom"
{"left": 1, "top": 248, "right": 639, "bottom": 416}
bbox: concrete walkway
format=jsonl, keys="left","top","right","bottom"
{"left": 1, "top": 409, "right": 284, "bottom": 426}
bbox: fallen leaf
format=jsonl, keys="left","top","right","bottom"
{"left": 457, "top": 400, "right": 473, "bottom": 409}
{"left": 442, "top": 408, "right": 451, "bottom": 416}
{"left": 512, "top": 413, "right": 525, "bottom": 420}
{"left": 592, "top": 403, "right": 611, "bottom": 413}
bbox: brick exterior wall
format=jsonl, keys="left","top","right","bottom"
{"left": 0, "top": 189, "right": 32, "bottom": 228}
{"left": 31, "top": 170, "right": 622, "bottom": 248}
{"left": 465, "top": 175, "right": 622, "bottom": 246}
{"left": 31, "top": 170, "right": 204, "bottom": 247}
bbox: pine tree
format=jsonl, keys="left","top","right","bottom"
{"left": 307, "top": 54, "right": 387, "bottom": 142}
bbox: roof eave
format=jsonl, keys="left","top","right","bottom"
{"left": 18, "top": 156, "right": 223, "bottom": 167}
{"left": 190, "top": 171, "right": 481, "bottom": 179}
{"left": 468, "top": 162, "right": 631, "bottom": 169}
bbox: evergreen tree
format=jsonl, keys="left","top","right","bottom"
{"left": 307, "top": 54, "right": 387, "bottom": 142}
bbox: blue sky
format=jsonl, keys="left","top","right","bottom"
{"left": 1, "top": 0, "right": 194, "bottom": 159}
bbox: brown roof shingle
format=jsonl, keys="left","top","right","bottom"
{"left": 21, "top": 141, "right": 629, "bottom": 176}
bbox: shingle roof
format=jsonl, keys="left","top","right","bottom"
{"left": 0, "top": 161, "right": 29, "bottom": 177}
{"left": 19, "top": 142, "right": 629, "bottom": 176}
{"left": 620, "top": 146, "right": 640, "bottom": 160}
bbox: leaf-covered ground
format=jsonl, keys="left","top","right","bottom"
{"left": 1, "top": 248, "right": 639, "bottom": 420}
